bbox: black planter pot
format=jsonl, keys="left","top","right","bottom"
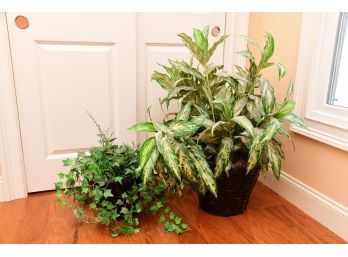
{"left": 199, "top": 155, "right": 260, "bottom": 217}
{"left": 107, "top": 178, "right": 134, "bottom": 204}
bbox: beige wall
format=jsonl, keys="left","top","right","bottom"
{"left": 248, "top": 13, "right": 348, "bottom": 207}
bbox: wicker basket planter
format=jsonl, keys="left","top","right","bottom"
{"left": 199, "top": 155, "right": 260, "bottom": 216}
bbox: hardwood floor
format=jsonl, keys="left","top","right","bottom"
{"left": 0, "top": 182, "right": 345, "bottom": 244}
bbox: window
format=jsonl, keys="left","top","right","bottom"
{"left": 292, "top": 13, "right": 348, "bottom": 151}
{"left": 327, "top": 13, "right": 348, "bottom": 108}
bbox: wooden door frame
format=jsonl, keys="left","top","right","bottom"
{"left": 0, "top": 12, "right": 27, "bottom": 201}
{"left": 0, "top": 12, "right": 249, "bottom": 202}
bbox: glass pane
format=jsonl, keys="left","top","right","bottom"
{"left": 327, "top": 13, "right": 348, "bottom": 108}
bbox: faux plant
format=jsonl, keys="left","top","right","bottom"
{"left": 129, "top": 26, "right": 305, "bottom": 197}
{"left": 55, "top": 114, "right": 187, "bottom": 236}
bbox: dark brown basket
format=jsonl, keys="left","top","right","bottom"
{"left": 199, "top": 156, "right": 260, "bottom": 216}
{"left": 107, "top": 178, "right": 133, "bottom": 204}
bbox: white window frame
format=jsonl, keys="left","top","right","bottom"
{"left": 292, "top": 13, "right": 348, "bottom": 151}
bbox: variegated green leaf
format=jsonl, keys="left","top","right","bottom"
{"left": 206, "top": 35, "right": 229, "bottom": 65}
{"left": 211, "top": 121, "right": 227, "bottom": 137}
{"left": 169, "top": 120, "right": 200, "bottom": 137}
{"left": 267, "top": 141, "right": 281, "bottom": 180}
{"left": 160, "top": 137, "right": 181, "bottom": 181}
{"left": 259, "top": 32, "right": 274, "bottom": 68}
{"left": 260, "top": 152, "right": 269, "bottom": 175}
{"left": 202, "top": 25, "right": 209, "bottom": 38}
{"left": 151, "top": 71, "right": 173, "bottom": 90}
{"left": 143, "top": 147, "right": 159, "bottom": 184}
{"left": 128, "top": 121, "right": 157, "bottom": 132}
{"left": 276, "top": 63, "right": 286, "bottom": 80}
{"left": 152, "top": 121, "right": 172, "bottom": 135}
{"left": 233, "top": 96, "right": 248, "bottom": 117}
{"left": 247, "top": 128, "right": 263, "bottom": 172}
{"left": 138, "top": 137, "right": 156, "bottom": 171}
{"left": 285, "top": 81, "right": 294, "bottom": 102}
{"left": 214, "top": 137, "right": 233, "bottom": 177}
{"left": 283, "top": 113, "right": 306, "bottom": 128}
{"left": 177, "top": 33, "right": 205, "bottom": 64}
{"left": 193, "top": 28, "right": 208, "bottom": 54}
{"left": 178, "top": 144, "right": 198, "bottom": 184}
{"left": 188, "top": 144, "right": 217, "bottom": 197}
{"left": 246, "top": 100, "right": 262, "bottom": 122}
{"left": 202, "top": 84, "right": 214, "bottom": 117}
{"left": 259, "top": 80, "right": 275, "bottom": 114}
{"left": 165, "top": 86, "right": 196, "bottom": 103}
{"left": 249, "top": 95, "right": 265, "bottom": 118}
{"left": 191, "top": 115, "right": 214, "bottom": 128}
{"left": 176, "top": 102, "right": 191, "bottom": 121}
{"left": 237, "top": 50, "right": 254, "bottom": 60}
{"left": 232, "top": 116, "right": 254, "bottom": 137}
{"left": 274, "top": 100, "right": 295, "bottom": 120}
{"left": 170, "top": 60, "right": 205, "bottom": 80}
{"left": 260, "top": 117, "right": 281, "bottom": 144}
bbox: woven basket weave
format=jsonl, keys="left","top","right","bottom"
{"left": 199, "top": 156, "right": 260, "bottom": 216}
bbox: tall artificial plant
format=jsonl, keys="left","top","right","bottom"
{"left": 129, "top": 26, "right": 305, "bottom": 197}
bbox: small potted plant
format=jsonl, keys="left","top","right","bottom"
{"left": 56, "top": 113, "right": 187, "bottom": 236}
{"left": 129, "top": 26, "right": 305, "bottom": 216}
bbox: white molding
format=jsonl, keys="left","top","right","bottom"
{"left": 0, "top": 177, "right": 4, "bottom": 202}
{"left": 290, "top": 124, "right": 348, "bottom": 152}
{"left": 0, "top": 13, "right": 27, "bottom": 202}
{"left": 223, "top": 13, "right": 249, "bottom": 72}
{"left": 259, "top": 171, "right": 348, "bottom": 241}
{"left": 292, "top": 13, "right": 348, "bottom": 151}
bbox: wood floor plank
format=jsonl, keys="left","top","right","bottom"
{"left": 0, "top": 197, "right": 27, "bottom": 243}
{"left": 9, "top": 192, "right": 77, "bottom": 243}
{"left": 0, "top": 182, "right": 345, "bottom": 244}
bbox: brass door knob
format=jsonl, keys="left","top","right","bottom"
{"left": 211, "top": 26, "right": 221, "bottom": 37}
{"left": 15, "top": 15, "right": 29, "bottom": 29}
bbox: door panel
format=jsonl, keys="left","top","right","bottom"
{"left": 136, "top": 13, "right": 226, "bottom": 142}
{"left": 7, "top": 12, "right": 226, "bottom": 192}
{"left": 7, "top": 13, "right": 136, "bottom": 192}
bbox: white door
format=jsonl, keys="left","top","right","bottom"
{"left": 7, "top": 13, "right": 136, "bottom": 192}
{"left": 8, "top": 13, "right": 226, "bottom": 192}
{"left": 136, "top": 13, "right": 226, "bottom": 142}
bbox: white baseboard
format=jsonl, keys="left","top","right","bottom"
{"left": 259, "top": 171, "right": 348, "bottom": 242}
{"left": 0, "top": 176, "right": 4, "bottom": 202}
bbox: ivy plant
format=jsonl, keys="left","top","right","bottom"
{"left": 55, "top": 114, "right": 187, "bottom": 236}
{"left": 129, "top": 26, "right": 306, "bottom": 197}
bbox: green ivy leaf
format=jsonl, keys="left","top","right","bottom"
{"left": 159, "top": 215, "right": 166, "bottom": 222}
{"left": 181, "top": 223, "right": 188, "bottom": 230}
{"left": 58, "top": 172, "right": 65, "bottom": 179}
{"left": 174, "top": 216, "right": 182, "bottom": 225}
{"left": 120, "top": 207, "right": 129, "bottom": 215}
{"left": 110, "top": 228, "right": 119, "bottom": 238}
{"left": 103, "top": 189, "right": 113, "bottom": 199}
{"left": 169, "top": 212, "right": 175, "bottom": 220}
{"left": 89, "top": 203, "right": 97, "bottom": 210}
{"left": 63, "top": 159, "right": 73, "bottom": 167}
{"left": 114, "top": 176, "right": 123, "bottom": 185}
{"left": 72, "top": 208, "right": 84, "bottom": 218}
